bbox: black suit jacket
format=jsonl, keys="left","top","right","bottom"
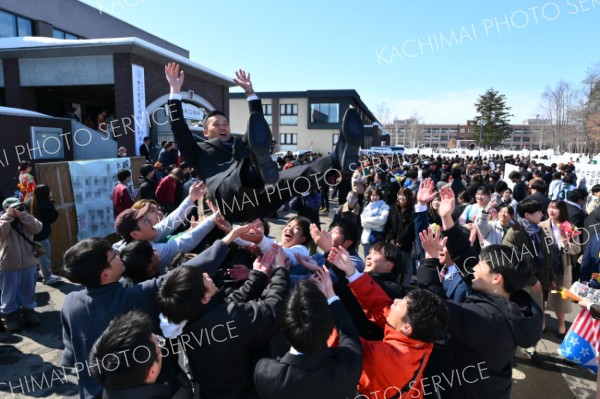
{"left": 139, "top": 143, "right": 152, "bottom": 161}
{"left": 567, "top": 202, "right": 587, "bottom": 229}
{"left": 254, "top": 300, "right": 362, "bottom": 399}
{"left": 168, "top": 99, "right": 262, "bottom": 181}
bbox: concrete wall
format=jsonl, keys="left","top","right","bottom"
{"left": 0, "top": 0, "right": 189, "bottom": 57}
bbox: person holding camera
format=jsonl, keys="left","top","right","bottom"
{"left": 0, "top": 197, "right": 43, "bottom": 332}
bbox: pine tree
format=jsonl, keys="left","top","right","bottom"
{"left": 473, "top": 88, "right": 514, "bottom": 148}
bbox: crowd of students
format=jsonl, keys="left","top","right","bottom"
{"left": 3, "top": 64, "right": 600, "bottom": 399}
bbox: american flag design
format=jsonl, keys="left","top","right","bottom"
{"left": 558, "top": 309, "right": 600, "bottom": 374}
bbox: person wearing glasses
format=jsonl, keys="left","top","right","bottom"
{"left": 60, "top": 223, "right": 256, "bottom": 399}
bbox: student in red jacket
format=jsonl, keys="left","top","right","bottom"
{"left": 155, "top": 168, "right": 183, "bottom": 214}
{"left": 112, "top": 169, "right": 135, "bottom": 218}
{"left": 328, "top": 247, "right": 448, "bottom": 399}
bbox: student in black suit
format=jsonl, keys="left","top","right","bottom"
{"left": 139, "top": 136, "right": 153, "bottom": 162}
{"left": 165, "top": 63, "right": 364, "bottom": 223}
{"left": 254, "top": 267, "right": 362, "bottom": 399}
{"left": 566, "top": 188, "right": 589, "bottom": 228}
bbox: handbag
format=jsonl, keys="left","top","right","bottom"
{"left": 368, "top": 230, "right": 385, "bottom": 245}
{"left": 11, "top": 224, "right": 46, "bottom": 258}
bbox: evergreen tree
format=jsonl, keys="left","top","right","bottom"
{"left": 473, "top": 88, "right": 514, "bottom": 148}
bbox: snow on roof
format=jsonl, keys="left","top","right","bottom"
{"left": 0, "top": 106, "right": 54, "bottom": 118}
{"left": 0, "top": 37, "right": 234, "bottom": 86}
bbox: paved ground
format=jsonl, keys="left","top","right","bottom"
{"left": 0, "top": 203, "right": 596, "bottom": 398}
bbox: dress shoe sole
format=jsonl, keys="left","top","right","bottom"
{"left": 247, "top": 112, "right": 279, "bottom": 185}
{"left": 340, "top": 109, "right": 364, "bottom": 170}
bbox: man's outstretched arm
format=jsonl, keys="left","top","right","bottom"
{"left": 165, "top": 62, "right": 201, "bottom": 167}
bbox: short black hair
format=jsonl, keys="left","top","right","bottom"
{"left": 568, "top": 188, "right": 588, "bottom": 203}
{"left": 63, "top": 238, "right": 113, "bottom": 288}
{"left": 117, "top": 169, "right": 131, "bottom": 182}
{"left": 480, "top": 244, "right": 534, "bottom": 294}
{"left": 140, "top": 164, "right": 154, "bottom": 178}
{"left": 494, "top": 180, "right": 509, "bottom": 194}
{"left": 89, "top": 310, "right": 157, "bottom": 390}
{"left": 120, "top": 240, "right": 155, "bottom": 283}
{"left": 202, "top": 110, "right": 228, "bottom": 128}
{"left": 157, "top": 266, "right": 207, "bottom": 323}
{"left": 279, "top": 280, "right": 334, "bottom": 354}
{"left": 592, "top": 184, "right": 600, "bottom": 195}
{"left": 330, "top": 219, "right": 359, "bottom": 250}
{"left": 287, "top": 216, "right": 311, "bottom": 246}
{"left": 530, "top": 180, "right": 547, "bottom": 193}
{"left": 372, "top": 241, "right": 404, "bottom": 280}
{"left": 508, "top": 171, "right": 521, "bottom": 180}
{"left": 403, "top": 288, "right": 447, "bottom": 342}
{"left": 516, "top": 199, "right": 542, "bottom": 218}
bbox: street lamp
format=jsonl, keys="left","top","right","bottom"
{"left": 478, "top": 118, "right": 484, "bottom": 158}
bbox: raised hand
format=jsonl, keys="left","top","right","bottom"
{"left": 223, "top": 220, "right": 262, "bottom": 245}
{"left": 310, "top": 266, "right": 336, "bottom": 299}
{"left": 227, "top": 264, "right": 250, "bottom": 282}
{"left": 240, "top": 218, "right": 264, "bottom": 244}
{"left": 214, "top": 215, "right": 232, "bottom": 234}
{"left": 295, "top": 253, "right": 321, "bottom": 272}
{"left": 416, "top": 178, "right": 438, "bottom": 206}
{"left": 419, "top": 226, "right": 448, "bottom": 259}
{"left": 438, "top": 186, "right": 455, "bottom": 220}
{"left": 233, "top": 69, "right": 254, "bottom": 93}
{"left": 327, "top": 247, "right": 356, "bottom": 277}
{"left": 253, "top": 245, "right": 277, "bottom": 273}
{"left": 165, "top": 62, "right": 184, "bottom": 94}
{"left": 310, "top": 223, "right": 331, "bottom": 252}
{"left": 188, "top": 180, "right": 208, "bottom": 202}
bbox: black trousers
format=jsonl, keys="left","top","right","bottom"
{"left": 207, "top": 157, "right": 339, "bottom": 223}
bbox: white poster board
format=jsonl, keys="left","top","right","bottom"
{"left": 132, "top": 64, "right": 147, "bottom": 156}
{"left": 503, "top": 163, "right": 519, "bottom": 190}
{"left": 574, "top": 163, "right": 600, "bottom": 188}
{"left": 69, "top": 158, "right": 132, "bottom": 240}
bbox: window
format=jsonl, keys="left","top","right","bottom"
{"left": 52, "top": 28, "right": 80, "bottom": 39}
{"left": 310, "top": 103, "right": 339, "bottom": 124}
{"left": 0, "top": 10, "right": 33, "bottom": 38}
{"left": 332, "top": 133, "right": 339, "bottom": 151}
{"left": 262, "top": 104, "right": 272, "bottom": 125}
{"left": 280, "top": 133, "right": 297, "bottom": 145}
{"left": 30, "top": 127, "right": 65, "bottom": 160}
{"left": 280, "top": 104, "right": 298, "bottom": 125}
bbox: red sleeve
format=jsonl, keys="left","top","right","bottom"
{"left": 349, "top": 273, "right": 392, "bottom": 329}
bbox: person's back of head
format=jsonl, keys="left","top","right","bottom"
{"left": 117, "top": 168, "right": 131, "bottom": 183}
{"left": 63, "top": 238, "right": 113, "bottom": 288}
{"left": 494, "top": 180, "right": 509, "bottom": 194}
{"left": 516, "top": 199, "right": 542, "bottom": 218}
{"left": 508, "top": 171, "right": 521, "bottom": 181}
{"left": 89, "top": 310, "right": 161, "bottom": 390}
{"left": 279, "top": 280, "right": 334, "bottom": 354}
{"left": 140, "top": 164, "right": 154, "bottom": 179}
{"left": 120, "top": 240, "right": 157, "bottom": 283}
{"left": 567, "top": 188, "right": 588, "bottom": 204}
{"left": 480, "top": 244, "right": 534, "bottom": 294}
{"left": 400, "top": 287, "right": 447, "bottom": 343}
{"left": 157, "top": 266, "right": 207, "bottom": 324}
{"left": 451, "top": 168, "right": 462, "bottom": 181}
{"left": 530, "top": 180, "right": 547, "bottom": 194}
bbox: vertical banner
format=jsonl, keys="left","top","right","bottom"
{"left": 69, "top": 158, "right": 133, "bottom": 240}
{"left": 132, "top": 64, "right": 147, "bottom": 156}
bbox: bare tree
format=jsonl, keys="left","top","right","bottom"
{"left": 540, "top": 81, "right": 580, "bottom": 153}
{"left": 375, "top": 102, "right": 392, "bottom": 125}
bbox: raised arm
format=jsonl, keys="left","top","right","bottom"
{"left": 165, "top": 62, "right": 201, "bottom": 166}
{"left": 234, "top": 69, "right": 263, "bottom": 115}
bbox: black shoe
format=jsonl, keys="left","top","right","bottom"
{"left": 246, "top": 112, "right": 279, "bottom": 185}
{"left": 332, "top": 108, "right": 364, "bottom": 171}
{"left": 531, "top": 351, "right": 544, "bottom": 364}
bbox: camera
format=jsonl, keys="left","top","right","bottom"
{"left": 10, "top": 203, "right": 25, "bottom": 212}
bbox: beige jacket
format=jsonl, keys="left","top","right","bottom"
{"left": 0, "top": 212, "right": 43, "bottom": 271}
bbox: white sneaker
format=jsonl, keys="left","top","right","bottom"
{"left": 43, "top": 276, "right": 61, "bottom": 285}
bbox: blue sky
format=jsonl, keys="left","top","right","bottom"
{"left": 82, "top": 0, "right": 600, "bottom": 124}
